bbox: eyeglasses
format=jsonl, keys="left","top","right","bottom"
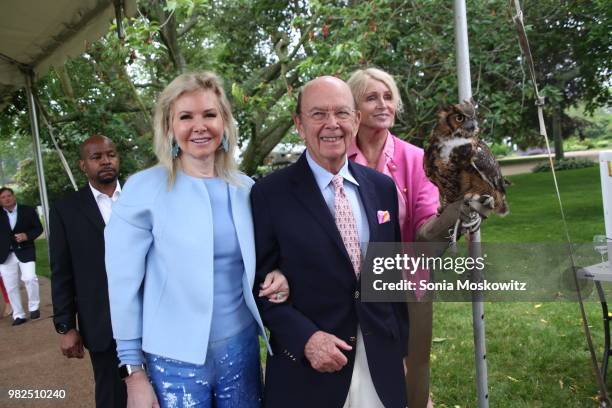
{"left": 304, "top": 108, "right": 355, "bottom": 123}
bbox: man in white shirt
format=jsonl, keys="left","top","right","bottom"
{"left": 50, "top": 134, "right": 126, "bottom": 408}
{"left": 0, "top": 187, "right": 43, "bottom": 326}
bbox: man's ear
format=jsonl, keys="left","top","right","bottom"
{"left": 293, "top": 114, "right": 305, "bottom": 140}
{"left": 78, "top": 159, "right": 86, "bottom": 173}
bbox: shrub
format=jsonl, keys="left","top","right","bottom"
{"left": 490, "top": 143, "right": 512, "bottom": 157}
{"left": 532, "top": 157, "right": 596, "bottom": 173}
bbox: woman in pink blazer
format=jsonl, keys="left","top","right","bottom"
{"left": 348, "top": 67, "right": 461, "bottom": 408}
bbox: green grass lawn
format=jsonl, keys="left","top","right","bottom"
{"left": 432, "top": 167, "right": 608, "bottom": 407}
{"left": 33, "top": 167, "right": 607, "bottom": 406}
{"left": 35, "top": 239, "right": 50, "bottom": 278}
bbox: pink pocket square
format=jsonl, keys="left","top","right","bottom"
{"left": 377, "top": 210, "right": 390, "bottom": 224}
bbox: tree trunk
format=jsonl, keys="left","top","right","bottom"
{"left": 240, "top": 118, "right": 294, "bottom": 175}
{"left": 553, "top": 105, "right": 564, "bottom": 161}
{"left": 0, "top": 158, "right": 5, "bottom": 185}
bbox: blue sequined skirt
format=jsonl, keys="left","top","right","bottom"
{"left": 145, "top": 323, "right": 262, "bottom": 408}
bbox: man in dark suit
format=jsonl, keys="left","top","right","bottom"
{"left": 0, "top": 187, "right": 43, "bottom": 326}
{"left": 251, "top": 76, "right": 408, "bottom": 408}
{"left": 50, "top": 134, "right": 126, "bottom": 408}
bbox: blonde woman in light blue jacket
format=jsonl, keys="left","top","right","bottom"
{"left": 105, "top": 72, "right": 288, "bottom": 408}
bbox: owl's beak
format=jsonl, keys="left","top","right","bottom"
{"left": 464, "top": 120, "right": 477, "bottom": 132}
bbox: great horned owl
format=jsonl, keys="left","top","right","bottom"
{"left": 424, "top": 100, "right": 509, "bottom": 220}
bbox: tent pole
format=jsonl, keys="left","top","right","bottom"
{"left": 453, "top": 1, "right": 489, "bottom": 407}
{"left": 24, "top": 72, "right": 50, "bottom": 238}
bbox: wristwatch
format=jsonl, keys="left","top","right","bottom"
{"left": 54, "top": 322, "right": 72, "bottom": 335}
{"left": 119, "top": 364, "right": 147, "bottom": 379}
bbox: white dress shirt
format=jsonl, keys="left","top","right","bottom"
{"left": 4, "top": 205, "right": 17, "bottom": 230}
{"left": 89, "top": 182, "right": 121, "bottom": 225}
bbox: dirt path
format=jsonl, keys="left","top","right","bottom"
{"left": 0, "top": 277, "right": 95, "bottom": 407}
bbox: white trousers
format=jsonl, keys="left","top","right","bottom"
{"left": 0, "top": 252, "right": 39, "bottom": 319}
{"left": 342, "top": 327, "right": 385, "bottom": 408}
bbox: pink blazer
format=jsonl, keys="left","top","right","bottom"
{"left": 348, "top": 132, "right": 439, "bottom": 242}
{"left": 348, "top": 133, "right": 439, "bottom": 296}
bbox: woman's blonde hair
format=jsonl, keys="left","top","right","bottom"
{"left": 347, "top": 67, "right": 403, "bottom": 117}
{"left": 153, "top": 71, "right": 240, "bottom": 187}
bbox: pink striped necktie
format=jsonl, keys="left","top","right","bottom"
{"left": 332, "top": 175, "right": 361, "bottom": 277}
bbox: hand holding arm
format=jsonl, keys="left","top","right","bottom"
{"left": 258, "top": 269, "right": 290, "bottom": 303}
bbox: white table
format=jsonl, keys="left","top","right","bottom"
{"left": 580, "top": 261, "right": 612, "bottom": 381}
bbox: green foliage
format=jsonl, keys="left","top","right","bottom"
{"left": 532, "top": 158, "right": 596, "bottom": 173}
{"left": 13, "top": 134, "right": 144, "bottom": 207}
{"left": 0, "top": 133, "right": 33, "bottom": 185}
{"left": 14, "top": 151, "right": 84, "bottom": 206}
{"left": 490, "top": 142, "right": 512, "bottom": 158}
{"left": 563, "top": 136, "right": 612, "bottom": 152}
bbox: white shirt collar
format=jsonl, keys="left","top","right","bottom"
{"left": 3, "top": 204, "right": 17, "bottom": 214}
{"left": 89, "top": 182, "right": 122, "bottom": 201}
{"left": 305, "top": 150, "right": 359, "bottom": 192}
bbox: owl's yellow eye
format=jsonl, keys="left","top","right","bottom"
{"left": 455, "top": 114, "right": 465, "bottom": 123}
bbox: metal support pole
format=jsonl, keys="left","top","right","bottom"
{"left": 24, "top": 72, "right": 50, "bottom": 237}
{"left": 453, "top": 1, "right": 489, "bottom": 407}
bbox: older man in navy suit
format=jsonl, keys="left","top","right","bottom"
{"left": 252, "top": 76, "right": 408, "bottom": 408}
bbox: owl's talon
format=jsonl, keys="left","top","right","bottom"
{"left": 461, "top": 211, "right": 482, "bottom": 233}
{"left": 447, "top": 220, "right": 461, "bottom": 255}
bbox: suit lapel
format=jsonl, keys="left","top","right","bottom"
{"left": 290, "top": 154, "right": 351, "bottom": 262}
{"left": 77, "top": 186, "right": 105, "bottom": 233}
{"left": 0, "top": 210, "right": 9, "bottom": 232}
{"left": 12, "top": 206, "right": 23, "bottom": 231}
{"left": 349, "top": 162, "right": 379, "bottom": 243}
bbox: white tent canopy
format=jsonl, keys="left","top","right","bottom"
{"left": 0, "top": 0, "right": 136, "bottom": 233}
{"left": 1, "top": 0, "right": 136, "bottom": 104}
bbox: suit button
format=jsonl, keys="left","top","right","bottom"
{"left": 354, "top": 290, "right": 360, "bottom": 299}
{"left": 349, "top": 336, "right": 356, "bottom": 343}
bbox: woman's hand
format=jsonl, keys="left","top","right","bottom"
{"left": 259, "top": 269, "right": 290, "bottom": 303}
{"left": 125, "top": 371, "right": 160, "bottom": 408}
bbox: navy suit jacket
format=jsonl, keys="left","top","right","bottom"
{"left": 252, "top": 154, "right": 408, "bottom": 408}
{"left": 0, "top": 204, "right": 43, "bottom": 264}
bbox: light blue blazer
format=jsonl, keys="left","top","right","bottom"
{"left": 104, "top": 166, "right": 270, "bottom": 364}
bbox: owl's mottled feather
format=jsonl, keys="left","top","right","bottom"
{"left": 424, "top": 100, "right": 509, "bottom": 215}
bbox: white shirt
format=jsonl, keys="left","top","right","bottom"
{"left": 4, "top": 205, "right": 17, "bottom": 230}
{"left": 305, "top": 151, "right": 370, "bottom": 255}
{"left": 89, "top": 182, "right": 122, "bottom": 225}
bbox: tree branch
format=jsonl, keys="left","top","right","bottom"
{"left": 50, "top": 106, "right": 144, "bottom": 125}
{"left": 177, "top": 11, "right": 201, "bottom": 37}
